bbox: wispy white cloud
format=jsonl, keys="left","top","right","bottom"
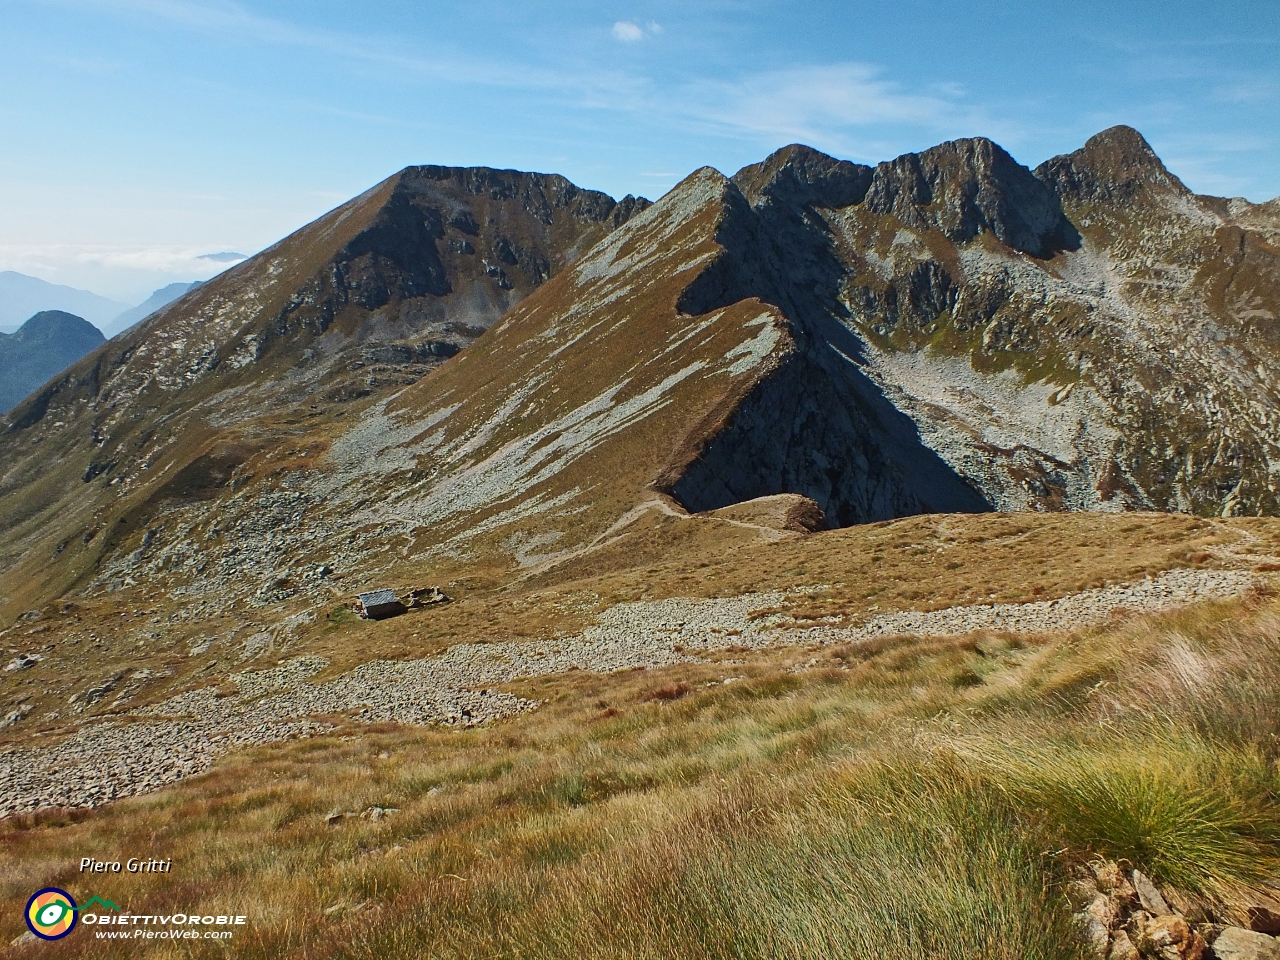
{"left": 611, "top": 19, "right": 661, "bottom": 42}
{"left": 0, "top": 243, "right": 252, "bottom": 300}
{"left": 41, "top": 0, "right": 577, "bottom": 92}
{"left": 676, "top": 63, "right": 1019, "bottom": 161}
{"left": 43, "top": 1, "right": 1004, "bottom": 160}
{"left": 0, "top": 243, "right": 242, "bottom": 273}
{"left": 612, "top": 20, "right": 644, "bottom": 42}
{"left": 1211, "top": 79, "right": 1280, "bottom": 104}
{"left": 36, "top": 0, "right": 665, "bottom": 116}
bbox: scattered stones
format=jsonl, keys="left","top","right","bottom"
{"left": 82, "top": 672, "right": 125, "bottom": 705}
{"left": 0, "top": 704, "right": 32, "bottom": 728}
{"left": 809, "top": 569, "right": 1254, "bottom": 642}
{"left": 1070, "top": 860, "right": 1280, "bottom": 960}
{"left": 0, "top": 568, "right": 1256, "bottom": 817}
{"left": 404, "top": 586, "right": 449, "bottom": 609}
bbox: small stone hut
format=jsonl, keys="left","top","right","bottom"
{"left": 354, "top": 589, "right": 407, "bottom": 620}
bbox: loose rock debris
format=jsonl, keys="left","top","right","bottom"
{"left": 0, "top": 568, "right": 1255, "bottom": 817}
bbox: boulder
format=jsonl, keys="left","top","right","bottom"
{"left": 1138, "top": 914, "right": 1205, "bottom": 960}
{"left": 1109, "top": 930, "right": 1140, "bottom": 960}
{"left": 1211, "top": 928, "right": 1280, "bottom": 960}
{"left": 1134, "top": 869, "right": 1174, "bottom": 915}
{"left": 1093, "top": 861, "right": 1139, "bottom": 904}
{"left": 1247, "top": 906, "right": 1280, "bottom": 936}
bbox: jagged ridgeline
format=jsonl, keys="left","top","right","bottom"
{"left": 1, "top": 128, "right": 1278, "bottom": 616}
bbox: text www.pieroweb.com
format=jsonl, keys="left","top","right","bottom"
{"left": 84, "top": 913, "right": 245, "bottom": 940}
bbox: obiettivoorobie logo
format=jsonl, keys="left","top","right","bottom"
{"left": 25, "top": 889, "right": 121, "bottom": 940}
{"left": 25, "top": 888, "right": 78, "bottom": 941}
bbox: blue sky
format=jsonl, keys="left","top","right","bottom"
{"left": 1, "top": 0, "right": 1277, "bottom": 301}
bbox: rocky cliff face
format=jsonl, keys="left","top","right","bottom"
{"left": 656, "top": 129, "right": 1280, "bottom": 522}
{"left": 706, "top": 128, "right": 1280, "bottom": 519}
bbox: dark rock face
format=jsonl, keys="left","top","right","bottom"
{"left": 1035, "top": 125, "right": 1189, "bottom": 205}
{"left": 732, "top": 143, "right": 874, "bottom": 209}
{"left": 0, "top": 311, "right": 105, "bottom": 413}
{"left": 862, "top": 138, "right": 1080, "bottom": 257}
{"left": 668, "top": 130, "right": 1280, "bottom": 521}
{"left": 268, "top": 166, "right": 651, "bottom": 352}
{"left": 0, "top": 163, "right": 649, "bottom": 448}
{"left": 670, "top": 343, "right": 992, "bottom": 526}
{"left": 670, "top": 165, "right": 991, "bottom": 525}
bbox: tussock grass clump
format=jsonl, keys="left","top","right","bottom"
{"left": 638, "top": 682, "right": 692, "bottom": 702}
{"left": 978, "top": 734, "right": 1279, "bottom": 908}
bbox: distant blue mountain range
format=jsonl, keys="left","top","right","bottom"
{"left": 0, "top": 277, "right": 208, "bottom": 412}
{"left": 0, "top": 272, "right": 126, "bottom": 331}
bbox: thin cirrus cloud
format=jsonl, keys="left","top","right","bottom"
{"left": 612, "top": 20, "right": 661, "bottom": 42}
{"left": 53, "top": 0, "right": 584, "bottom": 93}
{"left": 54, "top": 2, "right": 990, "bottom": 151}
{"left": 680, "top": 63, "right": 1016, "bottom": 160}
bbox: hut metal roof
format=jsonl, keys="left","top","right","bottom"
{"left": 357, "top": 589, "right": 399, "bottom": 606}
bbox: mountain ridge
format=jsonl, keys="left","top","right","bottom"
{"left": 103, "top": 281, "right": 204, "bottom": 339}
{"left": 1, "top": 129, "right": 1278, "bottom": 623}
{"left": 0, "top": 272, "right": 127, "bottom": 330}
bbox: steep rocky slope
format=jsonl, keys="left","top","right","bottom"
{"left": 0, "top": 166, "right": 647, "bottom": 608}
{"left": 103, "top": 281, "right": 204, "bottom": 339}
{"left": 718, "top": 128, "right": 1280, "bottom": 518}
{"left": 834, "top": 127, "right": 1280, "bottom": 517}
{"left": 0, "top": 311, "right": 105, "bottom": 413}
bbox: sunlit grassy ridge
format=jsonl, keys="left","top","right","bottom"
{"left": 4, "top": 585, "right": 1278, "bottom": 958}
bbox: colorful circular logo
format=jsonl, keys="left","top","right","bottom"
{"left": 26, "top": 888, "right": 78, "bottom": 940}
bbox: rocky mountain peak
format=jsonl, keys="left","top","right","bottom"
{"left": 1, "top": 126, "right": 1277, "bottom": 625}
{"left": 861, "top": 137, "right": 1078, "bottom": 257}
{"left": 731, "top": 144, "right": 873, "bottom": 209}
{"left": 1034, "top": 125, "right": 1190, "bottom": 206}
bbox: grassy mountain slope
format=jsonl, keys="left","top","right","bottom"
{"left": 3, "top": 514, "right": 1278, "bottom": 958}
{"left": 0, "top": 167, "right": 646, "bottom": 618}
{"left": 102, "top": 282, "right": 204, "bottom": 339}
